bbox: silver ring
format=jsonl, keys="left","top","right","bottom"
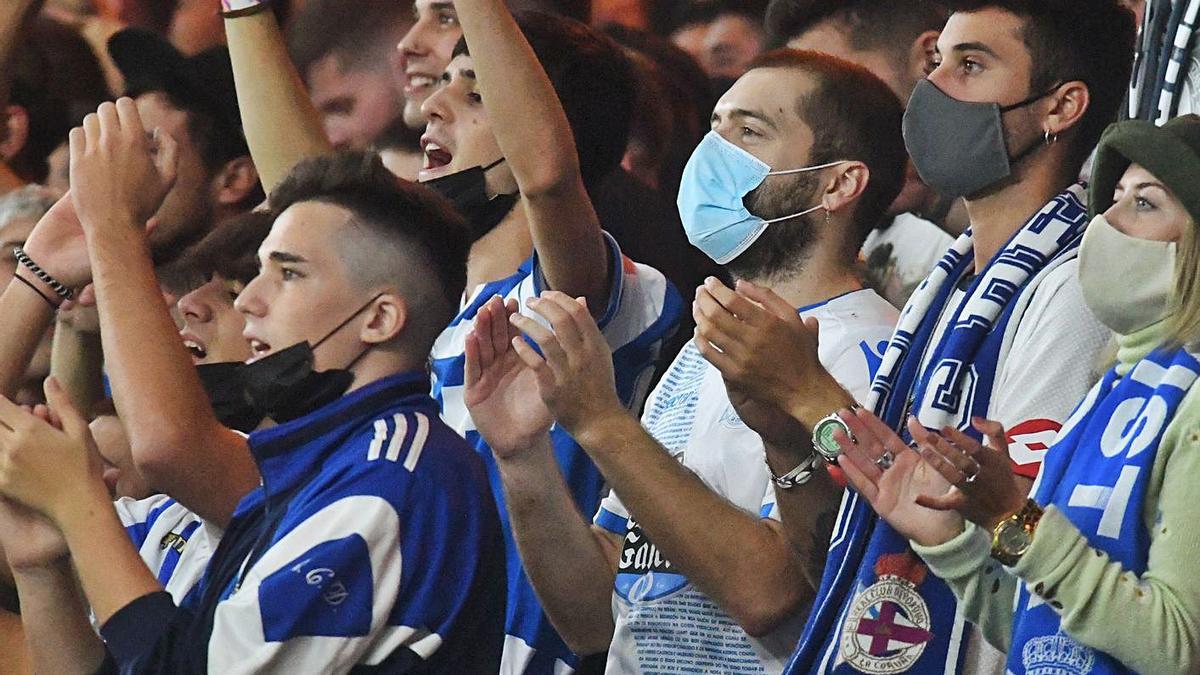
{"left": 875, "top": 450, "right": 895, "bottom": 471}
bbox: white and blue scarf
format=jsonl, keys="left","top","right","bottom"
{"left": 1008, "top": 346, "right": 1200, "bottom": 675}
{"left": 785, "top": 185, "right": 1091, "bottom": 674}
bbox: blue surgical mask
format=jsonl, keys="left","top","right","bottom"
{"left": 677, "top": 131, "right": 847, "bottom": 264}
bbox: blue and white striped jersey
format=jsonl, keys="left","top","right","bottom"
{"left": 116, "top": 495, "right": 220, "bottom": 604}
{"left": 100, "top": 373, "right": 506, "bottom": 674}
{"left": 430, "top": 233, "right": 683, "bottom": 674}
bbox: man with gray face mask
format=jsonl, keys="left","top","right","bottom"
{"left": 695, "top": 2, "right": 1136, "bottom": 674}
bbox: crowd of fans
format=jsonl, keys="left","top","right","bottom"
{"left": 0, "top": 0, "right": 1196, "bottom": 674}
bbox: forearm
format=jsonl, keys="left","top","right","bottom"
{"left": 581, "top": 414, "right": 811, "bottom": 635}
{"left": 0, "top": 279, "right": 57, "bottom": 398}
{"left": 496, "top": 435, "right": 617, "bottom": 655}
{"left": 11, "top": 561, "right": 107, "bottom": 675}
{"left": 88, "top": 224, "right": 256, "bottom": 524}
{"left": 454, "top": 0, "right": 607, "bottom": 306}
{"left": 911, "top": 522, "right": 1016, "bottom": 651}
{"left": 784, "top": 376, "right": 857, "bottom": 432}
{"left": 763, "top": 440, "right": 844, "bottom": 591}
{"left": 50, "top": 319, "right": 104, "bottom": 415}
{"left": 54, "top": 483, "right": 161, "bottom": 626}
{"left": 1012, "top": 507, "right": 1200, "bottom": 673}
{"left": 224, "top": 11, "right": 330, "bottom": 192}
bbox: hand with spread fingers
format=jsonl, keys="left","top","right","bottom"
{"left": 693, "top": 277, "right": 846, "bottom": 421}
{"left": 507, "top": 291, "right": 628, "bottom": 442}
{"left": 69, "top": 97, "right": 179, "bottom": 236}
{"left": 830, "top": 407, "right": 965, "bottom": 547}
{"left": 0, "top": 378, "right": 108, "bottom": 527}
{"left": 464, "top": 295, "right": 555, "bottom": 459}
{"left": 908, "top": 417, "right": 1029, "bottom": 532}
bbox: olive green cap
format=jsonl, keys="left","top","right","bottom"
{"left": 1090, "top": 114, "right": 1200, "bottom": 225}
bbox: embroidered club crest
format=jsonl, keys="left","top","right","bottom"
{"left": 840, "top": 552, "right": 935, "bottom": 674}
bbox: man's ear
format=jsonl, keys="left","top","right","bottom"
{"left": 1045, "top": 81, "right": 1090, "bottom": 140}
{"left": 211, "top": 156, "right": 261, "bottom": 207}
{"left": 907, "top": 30, "right": 941, "bottom": 89}
{"left": 361, "top": 292, "right": 408, "bottom": 345}
{"left": 0, "top": 105, "right": 30, "bottom": 161}
{"left": 822, "top": 161, "right": 870, "bottom": 216}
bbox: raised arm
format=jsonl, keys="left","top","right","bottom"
{"left": 222, "top": 3, "right": 330, "bottom": 192}
{"left": 72, "top": 100, "right": 257, "bottom": 526}
{"left": 464, "top": 297, "right": 619, "bottom": 654}
{"left": 454, "top": 0, "right": 609, "bottom": 311}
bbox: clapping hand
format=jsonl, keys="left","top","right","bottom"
{"left": 830, "top": 408, "right": 965, "bottom": 546}
{"left": 464, "top": 296, "right": 554, "bottom": 459}
{"left": 0, "top": 378, "right": 108, "bottom": 527}
{"left": 506, "top": 291, "right": 628, "bottom": 444}
{"left": 69, "top": 98, "right": 178, "bottom": 238}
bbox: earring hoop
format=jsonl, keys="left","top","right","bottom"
{"left": 1044, "top": 129, "right": 1059, "bottom": 145}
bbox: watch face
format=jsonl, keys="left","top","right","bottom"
{"left": 813, "top": 417, "right": 847, "bottom": 462}
{"left": 997, "top": 521, "right": 1031, "bottom": 555}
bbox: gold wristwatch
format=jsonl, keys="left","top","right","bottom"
{"left": 990, "top": 499, "right": 1044, "bottom": 566}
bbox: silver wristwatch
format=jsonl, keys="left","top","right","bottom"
{"left": 811, "top": 411, "right": 853, "bottom": 464}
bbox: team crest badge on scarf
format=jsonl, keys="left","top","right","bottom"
{"left": 785, "top": 185, "right": 1090, "bottom": 675}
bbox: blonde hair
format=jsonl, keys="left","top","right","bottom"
{"left": 1165, "top": 215, "right": 1200, "bottom": 348}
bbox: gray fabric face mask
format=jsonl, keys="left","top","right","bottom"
{"left": 902, "top": 79, "right": 1059, "bottom": 199}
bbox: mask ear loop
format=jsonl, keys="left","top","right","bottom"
{"left": 311, "top": 292, "right": 388, "bottom": 351}
{"left": 766, "top": 159, "right": 849, "bottom": 176}
{"left": 760, "top": 160, "right": 846, "bottom": 223}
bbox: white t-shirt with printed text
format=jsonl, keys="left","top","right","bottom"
{"left": 593, "top": 289, "right": 898, "bottom": 674}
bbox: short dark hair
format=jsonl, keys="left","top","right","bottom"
{"left": 267, "top": 151, "right": 470, "bottom": 353}
{"left": 664, "top": 0, "right": 768, "bottom": 36}
{"left": 507, "top": 0, "right": 592, "bottom": 22}
{"left": 9, "top": 17, "right": 107, "bottom": 183}
{"left": 764, "top": 0, "right": 948, "bottom": 53}
{"left": 733, "top": 50, "right": 908, "bottom": 276}
{"left": 452, "top": 11, "right": 635, "bottom": 191}
{"left": 287, "top": 0, "right": 413, "bottom": 80}
{"left": 166, "top": 210, "right": 276, "bottom": 294}
{"left": 946, "top": 0, "right": 1135, "bottom": 169}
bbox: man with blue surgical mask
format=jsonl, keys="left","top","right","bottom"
{"left": 463, "top": 49, "right": 907, "bottom": 674}
{"left": 696, "top": 3, "right": 1135, "bottom": 674}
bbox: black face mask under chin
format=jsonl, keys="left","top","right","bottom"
{"left": 425, "top": 157, "right": 519, "bottom": 241}
{"left": 239, "top": 294, "right": 382, "bottom": 424}
{"left": 195, "top": 362, "right": 263, "bottom": 433}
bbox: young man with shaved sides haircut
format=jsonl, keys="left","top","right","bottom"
{"left": 218, "top": 1, "right": 679, "bottom": 671}
{"left": 0, "top": 92, "right": 504, "bottom": 671}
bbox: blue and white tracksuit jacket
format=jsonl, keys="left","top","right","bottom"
{"left": 100, "top": 373, "right": 507, "bottom": 674}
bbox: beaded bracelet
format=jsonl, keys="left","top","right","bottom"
{"left": 221, "top": 0, "right": 273, "bottom": 18}
{"left": 12, "top": 247, "right": 73, "bottom": 302}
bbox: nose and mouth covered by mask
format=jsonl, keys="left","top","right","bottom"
{"left": 1077, "top": 213, "right": 1177, "bottom": 336}
{"left": 677, "top": 130, "right": 846, "bottom": 264}
{"left": 902, "top": 79, "right": 1061, "bottom": 199}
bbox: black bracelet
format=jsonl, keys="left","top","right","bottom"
{"left": 12, "top": 273, "right": 60, "bottom": 309}
{"left": 12, "top": 247, "right": 73, "bottom": 301}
